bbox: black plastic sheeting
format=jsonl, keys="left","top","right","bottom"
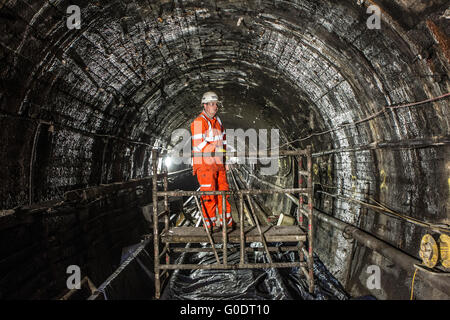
{"left": 92, "top": 240, "right": 366, "bottom": 300}
{"left": 161, "top": 243, "right": 350, "bottom": 300}
{"left": 91, "top": 240, "right": 156, "bottom": 300}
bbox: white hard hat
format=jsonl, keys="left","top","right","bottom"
{"left": 201, "top": 91, "right": 219, "bottom": 104}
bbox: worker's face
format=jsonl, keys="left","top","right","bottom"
{"left": 203, "top": 101, "right": 218, "bottom": 117}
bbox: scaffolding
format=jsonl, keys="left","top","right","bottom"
{"left": 150, "top": 147, "right": 314, "bottom": 299}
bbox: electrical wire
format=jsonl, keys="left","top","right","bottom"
{"left": 410, "top": 267, "right": 418, "bottom": 300}
{"left": 410, "top": 263, "right": 450, "bottom": 300}
{"left": 315, "top": 188, "right": 450, "bottom": 233}
{"left": 265, "top": 92, "right": 450, "bottom": 151}
{"left": 369, "top": 197, "right": 450, "bottom": 233}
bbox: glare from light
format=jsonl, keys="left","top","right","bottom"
{"left": 165, "top": 157, "right": 172, "bottom": 168}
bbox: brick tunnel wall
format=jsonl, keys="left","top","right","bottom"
{"left": 0, "top": 0, "right": 449, "bottom": 300}
{"left": 0, "top": 184, "right": 151, "bottom": 299}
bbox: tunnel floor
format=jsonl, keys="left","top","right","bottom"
{"left": 156, "top": 171, "right": 351, "bottom": 300}
{"left": 161, "top": 245, "right": 351, "bottom": 300}
{"left": 95, "top": 179, "right": 354, "bottom": 301}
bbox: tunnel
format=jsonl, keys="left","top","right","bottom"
{"left": 0, "top": 0, "right": 449, "bottom": 301}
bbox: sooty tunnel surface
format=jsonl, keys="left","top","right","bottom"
{"left": 0, "top": 0, "right": 449, "bottom": 300}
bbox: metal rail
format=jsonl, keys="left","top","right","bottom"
{"left": 150, "top": 147, "right": 315, "bottom": 299}
{"left": 159, "top": 262, "right": 307, "bottom": 270}
{"left": 193, "top": 196, "right": 221, "bottom": 264}
{"left": 170, "top": 246, "right": 301, "bottom": 253}
{"left": 156, "top": 188, "right": 309, "bottom": 197}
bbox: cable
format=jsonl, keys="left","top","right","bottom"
{"left": 315, "top": 189, "right": 450, "bottom": 233}
{"left": 410, "top": 263, "right": 450, "bottom": 300}
{"left": 386, "top": 92, "right": 450, "bottom": 109}
{"left": 369, "top": 197, "right": 450, "bottom": 233}
{"left": 264, "top": 92, "right": 450, "bottom": 151}
{"left": 410, "top": 267, "right": 418, "bottom": 300}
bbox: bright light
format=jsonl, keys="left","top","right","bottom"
{"left": 164, "top": 157, "right": 172, "bottom": 168}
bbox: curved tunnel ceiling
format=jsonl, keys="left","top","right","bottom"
{"left": 2, "top": 0, "right": 448, "bottom": 204}
{"left": 0, "top": 0, "right": 449, "bottom": 299}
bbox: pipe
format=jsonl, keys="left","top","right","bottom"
{"left": 246, "top": 168, "right": 450, "bottom": 295}
{"left": 313, "top": 208, "right": 450, "bottom": 295}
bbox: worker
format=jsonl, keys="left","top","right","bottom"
{"left": 191, "top": 91, "right": 234, "bottom": 231}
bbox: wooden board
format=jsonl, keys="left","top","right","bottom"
{"left": 161, "top": 225, "right": 306, "bottom": 243}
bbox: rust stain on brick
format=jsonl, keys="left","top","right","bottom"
{"left": 426, "top": 19, "right": 450, "bottom": 63}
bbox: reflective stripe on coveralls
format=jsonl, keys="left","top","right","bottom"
{"left": 191, "top": 112, "right": 227, "bottom": 169}
{"left": 197, "top": 169, "right": 233, "bottom": 227}
{"left": 191, "top": 111, "right": 233, "bottom": 228}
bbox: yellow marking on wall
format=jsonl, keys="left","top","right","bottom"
{"left": 448, "top": 177, "right": 450, "bottom": 194}
{"left": 380, "top": 169, "right": 388, "bottom": 191}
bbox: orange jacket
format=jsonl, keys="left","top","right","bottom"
{"left": 191, "top": 111, "right": 227, "bottom": 174}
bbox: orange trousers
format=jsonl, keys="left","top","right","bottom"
{"left": 196, "top": 168, "right": 233, "bottom": 229}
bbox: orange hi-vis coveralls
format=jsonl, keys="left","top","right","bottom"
{"left": 191, "top": 111, "right": 233, "bottom": 229}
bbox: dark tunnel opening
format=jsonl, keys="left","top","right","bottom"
{"left": 0, "top": 0, "right": 449, "bottom": 301}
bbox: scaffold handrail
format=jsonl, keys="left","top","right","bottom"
{"left": 150, "top": 146, "right": 314, "bottom": 299}
{"left": 156, "top": 188, "right": 310, "bottom": 197}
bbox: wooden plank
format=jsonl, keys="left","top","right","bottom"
{"left": 161, "top": 225, "right": 307, "bottom": 243}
